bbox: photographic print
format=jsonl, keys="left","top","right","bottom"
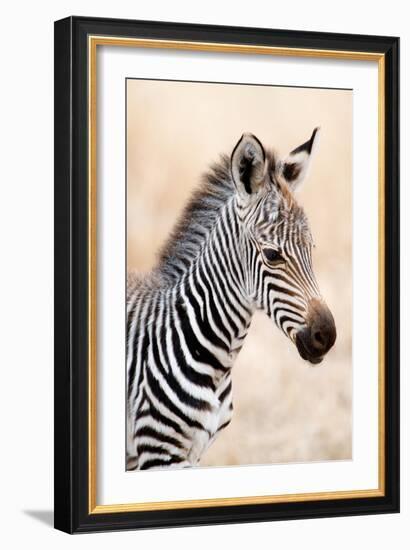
{"left": 126, "top": 80, "right": 352, "bottom": 471}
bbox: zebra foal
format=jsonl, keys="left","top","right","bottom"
{"left": 127, "top": 128, "right": 336, "bottom": 470}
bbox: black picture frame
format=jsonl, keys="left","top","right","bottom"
{"left": 54, "top": 15, "right": 400, "bottom": 534}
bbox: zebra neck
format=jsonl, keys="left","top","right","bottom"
{"left": 176, "top": 202, "right": 253, "bottom": 374}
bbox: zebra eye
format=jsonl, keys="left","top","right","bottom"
{"left": 262, "top": 247, "right": 284, "bottom": 265}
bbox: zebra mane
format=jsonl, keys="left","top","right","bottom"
{"left": 156, "top": 154, "right": 235, "bottom": 284}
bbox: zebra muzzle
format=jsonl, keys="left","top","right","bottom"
{"left": 295, "top": 299, "right": 336, "bottom": 364}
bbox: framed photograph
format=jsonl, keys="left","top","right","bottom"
{"left": 54, "top": 16, "right": 399, "bottom": 533}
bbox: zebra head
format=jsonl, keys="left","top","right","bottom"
{"left": 231, "top": 129, "right": 336, "bottom": 365}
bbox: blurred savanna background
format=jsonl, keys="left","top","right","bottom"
{"left": 127, "top": 78, "right": 352, "bottom": 467}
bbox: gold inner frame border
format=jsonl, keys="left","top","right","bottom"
{"left": 87, "top": 35, "right": 385, "bottom": 514}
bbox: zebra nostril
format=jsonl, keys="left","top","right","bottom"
{"left": 313, "top": 330, "right": 325, "bottom": 348}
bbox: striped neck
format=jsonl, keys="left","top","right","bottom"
{"left": 175, "top": 199, "right": 253, "bottom": 371}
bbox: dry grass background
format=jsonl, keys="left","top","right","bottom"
{"left": 127, "top": 79, "right": 352, "bottom": 467}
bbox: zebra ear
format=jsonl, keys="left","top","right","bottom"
{"left": 231, "top": 133, "right": 266, "bottom": 196}
{"left": 279, "top": 127, "right": 320, "bottom": 191}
